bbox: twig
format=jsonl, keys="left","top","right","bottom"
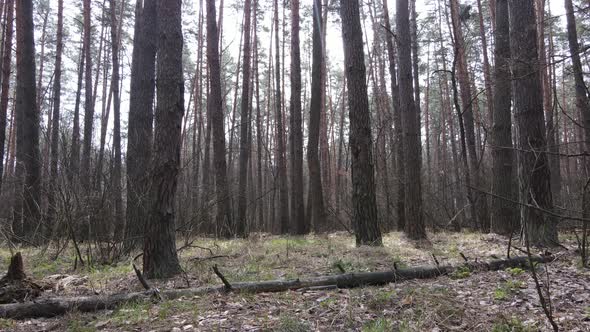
{"left": 460, "top": 253, "right": 469, "bottom": 262}
{"left": 190, "top": 255, "right": 230, "bottom": 262}
{"left": 335, "top": 262, "right": 346, "bottom": 273}
{"left": 432, "top": 253, "right": 440, "bottom": 267}
{"left": 212, "top": 265, "right": 233, "bottom": 291}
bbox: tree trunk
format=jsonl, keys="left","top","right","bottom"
{"left": 491, "top": 0, "right": 517, "bottom": 235}
{"left": 509, "top": 0, "right": 557, "bottom": 246}
{"left": 340, "top": 0, "right": 382, "bottom": 246}
{"left": 81, "top": 0, "right": 94, "bottom": 191}
{"left": 236, "top": 0, "right": 253, "bottom": 237}
{"left": 14, "top": 0, "right": 41, "bottom": 241}
{"left": 143, "top": 0, "right": 183, "bottom": 279}
{"left": 397, "top": 0, "right": 426, "bottom": 240}
{"left": 0, "top": 0, "right": 13, "bottom": 194}
{"left": 206, "top": 0, "right": 234, "bottom": 239}
{"left": 307, "top": 0, "right": 327, "bottom": 231}
{"left": 125, "top": 0, "right": 156, "bottom": 251}
{"left": 46, "top": 0, "right": 64, "bottom": 235}
{"left": 109, "top": 0, "right": 123, "bottom": 240}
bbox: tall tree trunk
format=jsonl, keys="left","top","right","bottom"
{"left": 340, "top": 0, "right": 382, "bottom": 246}
{"left": 0, "top": 0, "right": 13, "bottom": 193}
{"left": 143, "top": 0, "right": 183, "bottom": 279}
{"left": 81, "top": 0, "right": 94, "bottom": 191}
{"left": 274, "top": 0, "right": 289, "bottom": 234}
{"left": 236, "top": 0, "right": 253, "bottom": 237}
{"left": 253, "top": 0, "right": 264, "bottom": 231}
{"left": 307, "top": 0, "right": 326, "bottom": 231}
{"left": 476, "top": 0, "right": 494, "bottom": 128}
{"left": 564, "top": 0, "right": 590, "bottom": 237}
{"left": 47, "top": 0, "right": 64, "bottom": 235}
{"left": 109, "top": 0, "right": 123, "bottom": 240}
{"left": 449, "top": 0, "right": 489, "bottom": 231}
{"left": 69, "top": 42, "right": 84, "bottom": 184}
{"left": 125, "top": 0, "right": 156, "bottom": 251}
{"left": 509, "top": 0, "right": 557, "bottom": 246}
{"left": 383, "top": 0, "right": 405, "bottom": 231}
{"left": 491, "top": 0, "right": 517, "bottom": 235}
{"left": 397, "top": 0, "right": 426, "bottom": 240}
{"left": 289, "top": 0, "right": 306, "bottom": 235}
{"left": 206, "top": 0, "right": 234, "bottom": 238}
{"left": 14, "top": 0, "right": 41, "bottom": 240}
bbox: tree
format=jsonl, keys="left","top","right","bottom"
{"left": 564, "top": 0, "right": 590, "bottom": 232}
{"left": 340, "top": 0, "right": 382, "bottom": 246}
{"left": 397, "top": 0, "right": 426, "bottom": 240}
{"left": 274, "top": 0, "right": 289, "bottom": 234}
{"left": 206, "top": 0, "right": 234, "bottom": 238}
{"left": 126, "top": 0, "right": 156, "bottom": 250}
{"left": 289, "top": 0, "right": 306, "bottom": 235}
{"left": 0, "top": 0, "right": 14, "bottom": 194}
{"left": 81, "top": 0, "right": 94, "bottom": 191}
{"left": 236, "top": 0, "right": 253, "bottom": 237}
{"left": 109, "top": 0, "right": 123, "bottom": 239}
{"left": 307, "top": 0, "right": 326, "bottom": 230}
{"left": 142, "top": 0, "right": 183, "bottom": 278}
{"left": 508, "top": 0, "right": 557, "bottom": 246}
{"left": 47, "top": 0, "right": 64, "bottom": 233}
{"left": 14, "top": 0, "right": 41, "bottom": 240}
{"left": 491, "top": 0, "right": 516, "bottom": 235}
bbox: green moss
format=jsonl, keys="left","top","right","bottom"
{"left": 492, "top": 317, "right": 535, "bottom": 332}
{"left": 505, "top": 267, "right": 525, "bottom": 276}
{"left": 494, "top": 280, "right": 524, "bottom": 301}
{"left": 450, "top": 266, "right": 471, "bottom": 279}
{"left": 0, "top": 318, "right": 15, "bottom": 330}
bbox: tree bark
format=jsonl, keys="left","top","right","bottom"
{"left": 397, "top": 0, "right": 426, "bottom": 240}
{"left": 206, "top": 0, "right": 234, "bottom": 239}
{"left": 340, "top": 0, "right": 382, "bottom": 246}
{"left": 143, "top": 0, "right": 183, "bottom": 279}
{"left": 0, "top": 0, "right": 13, "bottom": 194}
{"left": 491, "top": 0, "right": 517, "bottom": 235}
{"left": 81, "top": 0, "right": 94, "bottom": 191}
{"left": 509, "top": 0, "right": 558, "bottom": 246}
{"left": 125, "top": 0, "right": 156, "bottom": 251}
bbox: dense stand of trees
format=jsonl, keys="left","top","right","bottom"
{"left": 0, "top": 0, "right": 589, "bottom": 276}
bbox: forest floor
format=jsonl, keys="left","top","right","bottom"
{"left": 0, "top": 231, "right": 589, "bottom": 332}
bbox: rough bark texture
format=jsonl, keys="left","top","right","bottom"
{"left": 491, "top": 0, "right": 517, "bottom": 235}
{"left": 126, "top": 0, "right": 156, "bottom": 250}
{"left": 142, "top": 0, "right": 183, "bottom": 279}
{"left": 340, "top": 0, "right": 382, "bottom": 246}
{"left": 307, "top": 0, "right": 326, "bottom": 231}
{"left": 236, "top": 0, "right": 252, "bottom": 237}
{"left": 14, "top": 0, "right": 41, "bottom": 240}
{"left": 509, "top": 0, "right": 557, "bottom": 246}
{"left": 0, "top": 0, "right": 13, "bottom": 193}
{"left": 397, "top": 0, "right": 426, "bottom": 240}
{"left": 206, "top": 0, "right": 233, "bottom": 238}
{"left": 81, "top": 0, "right": 94, "bottom": 191}
{"left": 0, "top": 255, "right": 552, "bottom": 319}
{"left": 69, "top": 43, "right": 84, "bottom": 184}
{"left": 383, "top": 0, "right": 405, "bottom": 231}
{"left": 289, "top": 0, "right": 306, "bottom": 235}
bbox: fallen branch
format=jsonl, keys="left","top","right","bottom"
{"left": 0, "top": 255, "right": 552, "bottom": 319}
{"left": 212, "top": 265, "right": 233, "bottom": 291}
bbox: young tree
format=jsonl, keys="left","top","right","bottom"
{"left": 491, "top": 0, "right": 516, "bottom": 235}
{"left": 509, "top": 0, "right": 557, "bottom": 246}
{"left": 236, "top": 0, "right": 253, "bottom": 237}
{"left": 126, "top": 0, "right": 156, "bottom": 250}
{"left": 14, "top": 0, "right": 41, "bottom": 239}
{"left": 307, "top": 0, "right": 326, "bottom": 230}
{"left": 143, "top": 0, "right": 183, "bottom": 278}
{"left": 397, "top": 0, "right": 426, "bottom": 240}
{"left": 0, "top": 0, "right": 14, "bottom": 194}
{"left": 340, "top": 0, "right": 382, "bottom": 246}
{"left": 206, "top": 0, "right": 234, "bottom": 238}
{"left": 290, "top": 0, "right": 306, "bottom": 235}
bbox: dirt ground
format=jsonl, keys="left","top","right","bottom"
{"left": 0, "top": 232, "right": 588, "bottom": 331}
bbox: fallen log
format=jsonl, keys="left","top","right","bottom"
{"left": 0, "top": 255, "right": 552, "bottom": 319}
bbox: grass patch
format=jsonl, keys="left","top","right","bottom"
{"left": 492, "top": 316, "right": 535, "bottom": 332}
{"left": 362, "top": 317, "right": 393, "bottom": 332}
{"left": 110, "top": 300, "right": 150, "bottom": 326}
{"left": 275, "top": 314, "right": 311, "bottom": 332}
{"left": 505, "top": 267, "right": 525, "bottom": 276}
{"left": 494, "top": 280, "right": 525, "bottom": 301}
{"left": 450, "top": 266, "right": 471, "bottom": 279}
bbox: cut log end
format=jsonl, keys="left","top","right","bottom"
{"left": 0, "top": 253, "right": 42, "bottom": 304}
{"left": 4, "top": 253, "right": 26, "bottom": 282}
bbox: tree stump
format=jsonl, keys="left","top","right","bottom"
{"left": 0, "top": 253, "right": 41, "bottom": 303}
